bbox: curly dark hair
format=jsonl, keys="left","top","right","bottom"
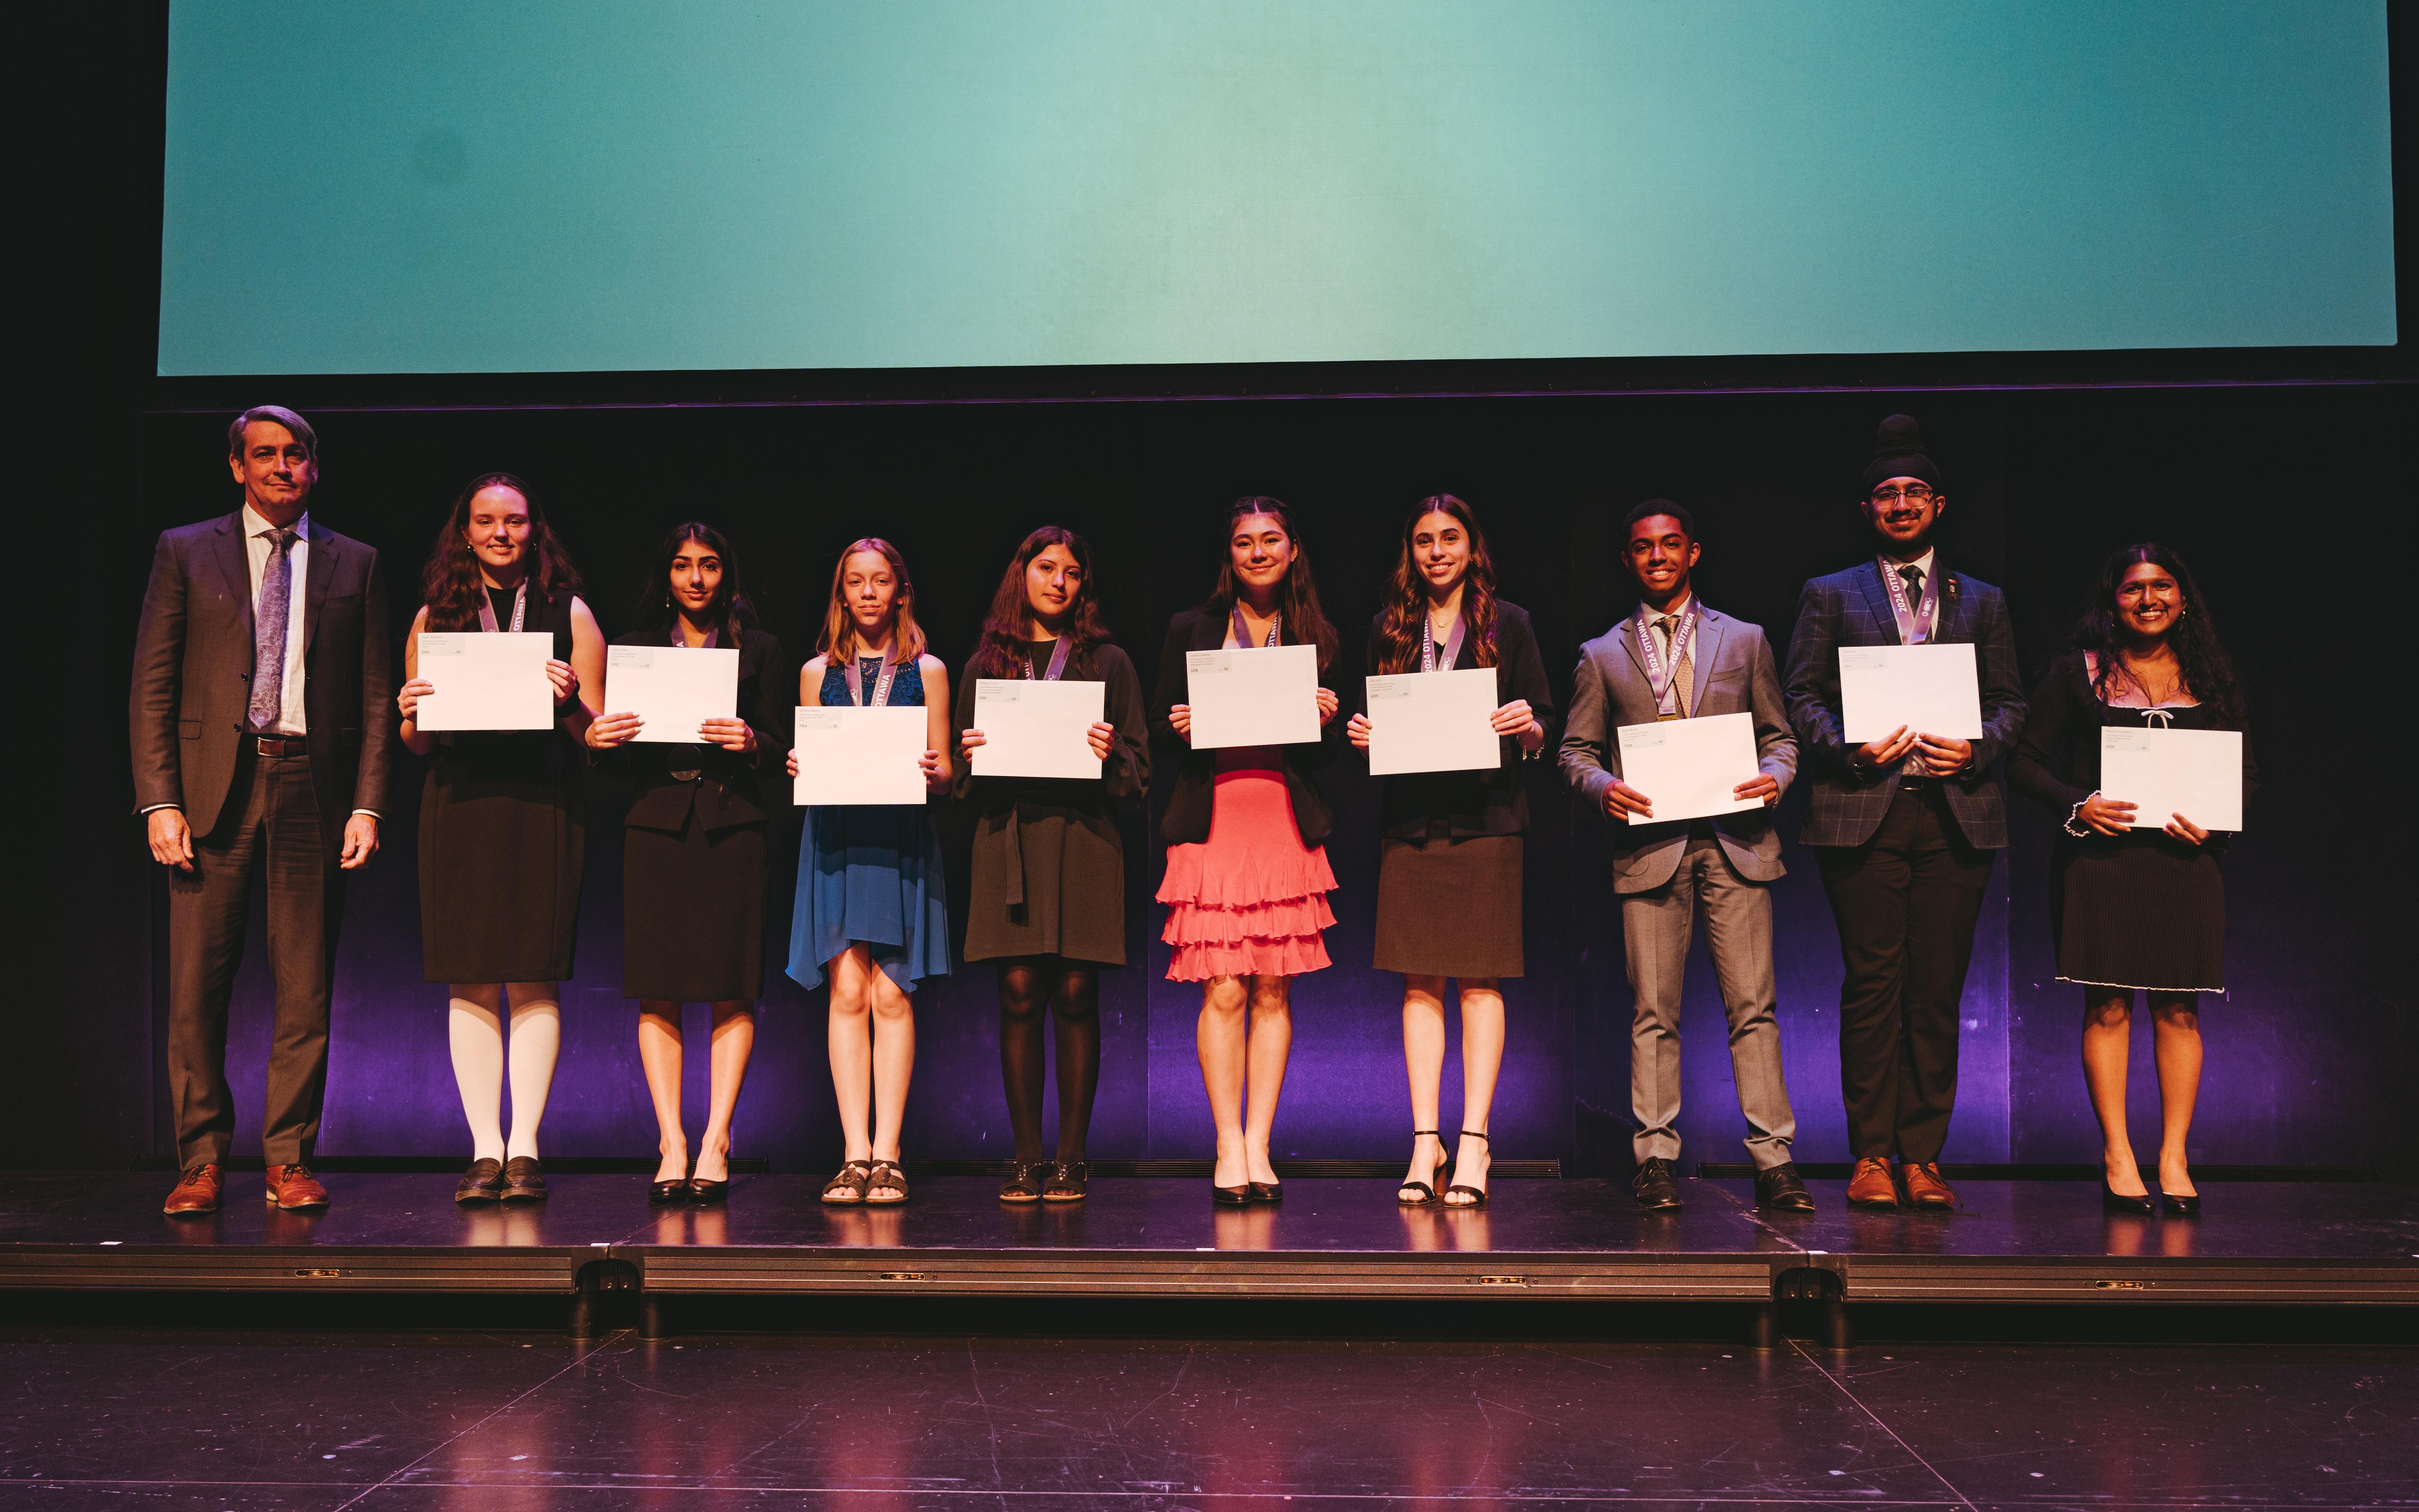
{"left": 421, "top": 472, "right": 582, "bottom": 632}
{"left": 2070, "top": 542, "right": 2244, "bottom": 725}
{"left": 1200, "top": 495, "right": 1340, "bottom": 672}
{"left": 966, "top": 526, "right": 1112, "bottom": 681}
{"left": 631, "top": 521, "right": 757, "bottom": 641}
{"left": 1372, "top": 495, "right": 1499, "bottom": 674}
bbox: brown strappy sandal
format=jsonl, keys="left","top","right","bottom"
{"left": 1398, "top": 1130, "right": 1450, "bottom": 1206}
{"left": 998, "top": 1159, "right": 1046, "bottom": 1203}
{"left": 864, "top": 1159, "right": 910, "bottom": 1205}
{"left": 821, "top": 1160, "right": 873, "bottom": 1205}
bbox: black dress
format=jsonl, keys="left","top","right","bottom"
{"left": 419, "top": 587, "right": 583, "bottom": 984}
{"left": 951, "top": 639, "right": 1150, "bottom": 966}
{"left": 1364, "top": 602, "right": 1556, "bottom": 979}
{"left": 600, "top": 625, "right": 794, "bottom": 1001}
{"left": 2009, "top": 653, "right": 2259, "bottom": 993}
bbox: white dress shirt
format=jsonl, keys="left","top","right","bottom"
{"left": 243, "top": 503, "right": 311, "bottom": 736}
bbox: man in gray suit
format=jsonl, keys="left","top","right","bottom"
{"left": 131, "top": 407, "right": 393, "bottom": 1216}
{"left": 1783, "top": 416, "right": 2025, "bottom": 1212}
{"left": 1561, "top": 501, "right": 1810, "bottom": 1214}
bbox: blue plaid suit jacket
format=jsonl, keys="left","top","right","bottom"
{"left": 1782, "top": 558, "right": 2026, "bottom": 849}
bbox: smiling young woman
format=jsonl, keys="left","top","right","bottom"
{"left": 784, "top": 537, "right": 953, "bottom": 1208}
{"left": 953, "top": 527, "right": 1150, "bottom": 1204}
{"left": 1346, "top": 495, "right": 1553, "bottom": 1210}
{"left": 585, "top": 522, "right": 794, "bottom": 1204}
{"left": 1150, "top": 496, "right": 1346, "bottom": 1205}
{"left": 2010, "top": 543, "right": 2257, "bottom": 1217}
{"left": 396, "top": 472, "right": 604, "bottom": 1206}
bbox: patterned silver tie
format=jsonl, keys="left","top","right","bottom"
{"left": 250, "top": 527, "right": 297, "bottom": 731}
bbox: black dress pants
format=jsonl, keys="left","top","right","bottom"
{"left": 166, "top": 747, "right": 344, "bottom": 1167}
{"left": 1814, "top": 783, "right": 1996, "bottom": 1164}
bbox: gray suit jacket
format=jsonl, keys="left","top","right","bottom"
{"left": 129, "top": 512, "right": 394, "bottom": 837}
{"left": 1559, "top": 602, "right": 1798, "bottom": 894}
{"left": 1781, "top": 557, "right": 2025, "bottom": 850}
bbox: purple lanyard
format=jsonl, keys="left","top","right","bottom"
{"left": 848, "top": 651, "right": 900, "bottom": 707}
{"left": 475, "top": 580, "right": 529, "bottom": 634}
{"left": 1879, "top": 557, "right": 1940, "bottom": 645}
{"left": 1229, "top": 605, "right": 1280, "bottom": 649}
{"left": 1420, "top": 611, "right": 1468, "bottom": 673}
{"left": 1633, "top": 604, "right": 1698, "bottom": 718}
{"left": 1025, "top": 635, "right": 1072, "bottom": 681}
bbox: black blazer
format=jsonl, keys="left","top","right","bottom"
{"left": 129, "top": 511, "right": 394, "bottom": 837}
{"left": 1364, "top": 600, "right": 1556, "bottom": 840}
{"left": 597, "top": 625, "right": 795, "bottom": 832}
{"left": 1150, "top": 605, "right": 1349, "bottom": 846}
{"left": 951, "top": 640, "right": 1151, "bottom": 815}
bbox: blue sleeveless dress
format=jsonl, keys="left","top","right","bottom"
{"left": 785, "top": 656, "right": 951, "bottom": 993}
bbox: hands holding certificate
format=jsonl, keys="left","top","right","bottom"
{"left": 1603, "top": 769, "right": 1778, "bottom": 821}
{"left": 588, "top": 712, "right": 757, "bottom": 753}
{"left": 2071, "top": 792, "right": 2209, "bottom": 846}
{"left": 1851, "top": 724, "right": 1974, "bottom": 779}
{"left": 1167, "top": 685, "right": 1339, "bottom": 744}
{"left": 1344, "top": 697, "right": 1541, "bottom": 753}
{"left": 961, "top": 720, "right": 1116, "bottom": 763}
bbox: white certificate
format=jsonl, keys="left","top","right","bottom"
{"left": 794, "top": 705, "right": 927, "bottom": 806}
{"left": 411, "top": 632, "right": 554, "bottom": 731}
{"left": 1615, "top": 712, "right": 1764, "bottom": 824}
{"left": 1840, "top": 643, "right": 1983, "bottom": 742}
{"left": 1185, "top": 644, "right": 1320, "bottom": 748}
{"left": 971, "top": 679, "right": 1105, "bottom": 781}
{"left": 605, "top": 645, "right": 740, "bottom": 743}
{"left": 2100, "top": 726, "right": 2243, "bottom": 832}
{"left": 1364, "top": 668, "right": 1501, "bottom": 776}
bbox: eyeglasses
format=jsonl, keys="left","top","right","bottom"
{"left": 1870, "top": 483, "right": 1936, "bottom": 505}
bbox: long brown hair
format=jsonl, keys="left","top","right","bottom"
{"left": 967, "top": 526, "right": 1111, "bottom": 680}
{"left": 1203, "top": 495, "right": 1339, "bottom": 671}
{"left": 817, "top": 537, "right": 927, "bottom": 666}
{"left": 1373, "top": 494, "right": 1499, "bottom": 674}
{"left": 421, "top": 472, "right": 582, "bottom": 632}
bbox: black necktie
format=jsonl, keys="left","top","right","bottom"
{"left": 1899, "top": 564, "right": 1926, "bottom": 612}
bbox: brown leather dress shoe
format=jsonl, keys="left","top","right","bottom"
{"left": 1846, "top": 1156, "right": 1900, "bottom": 1208}
{"left": 1901, "top": 1161, "right": 1958, "bottom": 1210}
{"left": 265, "top": 1164, "right": 330, "bottom": 1210}
{"left": 163, "top": 1162, "right": 222, "bottom": 1215}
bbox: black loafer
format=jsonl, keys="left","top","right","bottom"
{"left": 455, "top": 1158, "right": 505, "bottom": 1204}
{"left": 1630, "top": 1156, "right": 1684, "bottom": 1211}
{"left": 1755, "top": 1162, "right": 1816, "bottom": 1213}
{"left": 500, "top": 1156, "right": 548, "bottom": 1202}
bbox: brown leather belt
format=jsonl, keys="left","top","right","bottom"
{"left": 248, "top": 732, "right": 309, "bottom": 757}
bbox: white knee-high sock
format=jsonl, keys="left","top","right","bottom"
{"left": 505, "top": 989, "right": 561, "bottom": 1161}
{"left": 448, "top": 992, "right": 507, "bottom": 1162}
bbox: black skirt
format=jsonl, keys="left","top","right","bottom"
{"left": 623, "top": 809, "right": 769, "bottom": 1001}
{"left": 2051, "top": 833, "right": 2226, "bottom": 993}
{"left": 1372, "top": 833, "right": 1524, "bottom": 978}
{"left": 419, "top": 738, "right": 583, "bottom": 985}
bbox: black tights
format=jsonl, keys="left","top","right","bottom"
{"left": 997, "top": 957, "right": 1101, "bottom": 1163}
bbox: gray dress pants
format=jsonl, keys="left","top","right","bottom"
{"left": 1619, "top": 833, "right": 1796, "bottom": 1169}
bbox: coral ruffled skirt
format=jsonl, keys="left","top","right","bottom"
{"left": 1158, "top": 766, "right": 1336, "bottom": 981}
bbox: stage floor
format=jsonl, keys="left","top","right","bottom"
{"left": 2, "top": 1173, "right": 2412, "bottom": 1308}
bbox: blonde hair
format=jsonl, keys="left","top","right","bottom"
{"left": 817, "top": 537, "right": 927, "bottom": 666}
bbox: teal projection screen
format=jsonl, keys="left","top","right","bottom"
{"left": 158, "top": 1, "right": 2397, "bottom": 376}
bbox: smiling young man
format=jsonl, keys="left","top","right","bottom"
{"left": 1782, "top": 416, "right": 2026, "bottom": 1211}
{"left": 130, "top": 408, "right": 394, "bottom": 1215}
{"left": 1560, "top": 501, "right": 1808, "bottom": 1214}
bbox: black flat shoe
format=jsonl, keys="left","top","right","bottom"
{"left": 455, "top": 1158, "right": 504, "bottom": 1204}
{"left": 1630, "top": 1155, "right": 1684, "bottom": 1211}
{"left": 1247, "top": 1180, "right": 1283, "bottom": 1204}
{"left": 687, "top": 1177, "right": 730, "bottom": 1204}
{"left": 1755, "top": 1161, "right": 1816, "bottom": 1213}
{"left": 500, "top": 1156, "right": 547, "bottom": 1202}
{"left": 2102, "top": 1181, "right": 2155, "bottom": 1215}
{"left": 1212, "top": 1182, "right": 1252, "bottom": 1205}
{"left": 2161, "top": 1190, "right": 2201, "bottom": 1217}
{"left": 648, "top": 1178, "right": 689, "bottom": 1204}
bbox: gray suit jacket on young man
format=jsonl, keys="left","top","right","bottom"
{"left": 1781, "top": 558, "right": 2024, "bottom": 850}
{"left": 1558, "top": 602, "right": 1799, "bottom": 894}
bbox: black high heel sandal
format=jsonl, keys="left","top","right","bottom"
{"left": 2101, "top": 1180, "right": 2154, "bottom": 1215}
{"left": 1444, "top": 1130, "right": 1490, "bottom": 1209}
{"left": 1397, "top": 1130, "right": 1450, "bottom": 1206}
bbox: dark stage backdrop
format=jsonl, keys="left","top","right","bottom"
{"left": 23, "top": 383, "right": 2409, "bottom": 1173}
